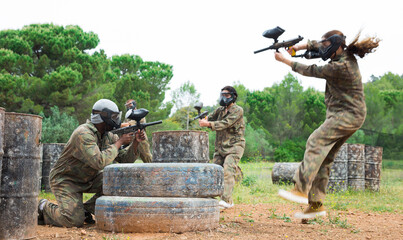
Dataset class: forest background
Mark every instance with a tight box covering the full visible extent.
[1,24,402,161]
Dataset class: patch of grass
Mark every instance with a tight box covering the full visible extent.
[306,214,351,229]
[235,161,403,214]
[382,159,403,170]
[39,191,95,202]
[307,217,325,225]
[268,208,292,223]
[327,214,351,229]
[329,201,349,211]
[241,176,257,187]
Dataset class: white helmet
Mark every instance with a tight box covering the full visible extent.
[91,99,121,129]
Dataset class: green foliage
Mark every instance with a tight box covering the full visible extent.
[241,176,257,187]
[0,23,173,124]
[40,106,79,143]
[170,81,200,129]
[356,73,403,158]
[274,138,306,162]
[243,124,273,162]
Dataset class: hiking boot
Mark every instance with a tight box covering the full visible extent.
[218,200,234,209]
[294,202,326,219]
[38,199,48,225]
[278,187,308,204]
[84,211,95,224]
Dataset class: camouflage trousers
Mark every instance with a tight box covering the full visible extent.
[294,111,364,203]
[42,172,103,227]
[213,146,245,204]
[137,140,152,163]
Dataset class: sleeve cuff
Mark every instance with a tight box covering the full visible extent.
[210,122,216,131]
[292,62,298,71]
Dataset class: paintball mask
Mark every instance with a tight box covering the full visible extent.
[92,99,122,129]
[219,91,236,106]
[318,34,345,60]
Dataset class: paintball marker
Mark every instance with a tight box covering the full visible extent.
[193,102,209,121]
[254,26,303,54]
[110,108,162,135]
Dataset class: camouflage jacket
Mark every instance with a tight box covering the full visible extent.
[208,103,245,155]
[292,40,366,120]
[49,120,138,185]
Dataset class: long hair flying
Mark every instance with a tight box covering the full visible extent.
[323,30,381,58]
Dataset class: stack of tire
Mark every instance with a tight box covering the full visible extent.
[95,130,224,233]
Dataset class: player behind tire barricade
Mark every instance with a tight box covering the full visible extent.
[37,99,145,227]
[198,86,245,209]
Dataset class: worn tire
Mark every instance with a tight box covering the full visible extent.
[95,196,219,233]
[103,163,224,197]
[271,162,300,184]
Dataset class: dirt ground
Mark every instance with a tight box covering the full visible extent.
[34,203,402,240]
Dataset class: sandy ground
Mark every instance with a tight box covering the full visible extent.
[34,203,402,240]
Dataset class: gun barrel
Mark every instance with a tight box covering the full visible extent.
[254,46,274,54]
[254,35,303,54]
[143,120,163,128]
[193,111,209,120]
[110,120,162,135]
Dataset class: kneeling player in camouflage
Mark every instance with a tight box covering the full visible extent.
[38,99,145,227]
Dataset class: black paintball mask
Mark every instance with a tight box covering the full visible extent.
[125,100,137,111]
[92,108,122,130]
[318,34,345,60]
[219,91,236,106]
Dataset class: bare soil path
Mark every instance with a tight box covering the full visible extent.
[35,203,402,240]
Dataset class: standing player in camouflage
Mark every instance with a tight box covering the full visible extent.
[199,86,245,209]
[38,99,145,227]
[122,99,153,163]
[275,30,380,219]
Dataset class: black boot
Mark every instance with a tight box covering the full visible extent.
[38,199,48,225]
[84,211,95,224]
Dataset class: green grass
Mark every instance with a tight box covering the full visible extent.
[39,191,94,202]
[382,159,403,169]
[234,160,403,214]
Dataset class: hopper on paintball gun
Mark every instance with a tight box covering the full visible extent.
[110,108,162,135]
[193,102,209,121]
[254,26,303,54]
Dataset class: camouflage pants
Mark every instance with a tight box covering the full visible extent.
[213,147,244,204]
[137,140,152,163]
[294,111,364,203]
[42,172,103,227]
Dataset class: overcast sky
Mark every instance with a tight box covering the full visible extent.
[1,0,402,106]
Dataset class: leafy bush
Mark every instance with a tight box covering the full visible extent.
[241,176,257,187]
[40,106,79,143]
[274,138,306,162]
[242,125,273,162]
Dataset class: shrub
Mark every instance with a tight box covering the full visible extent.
[40,106,79,143]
